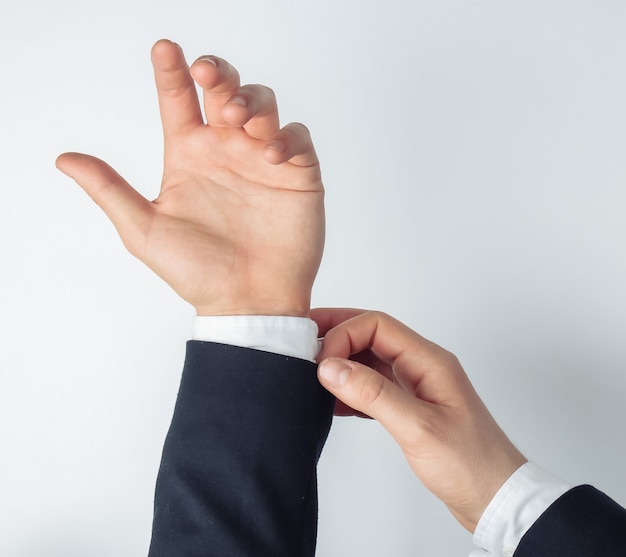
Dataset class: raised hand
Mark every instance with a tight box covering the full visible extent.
[312,308,527,532]
[57,39,324,317]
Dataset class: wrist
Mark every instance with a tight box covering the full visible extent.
[194,295,311,318]
[460,450,528,533]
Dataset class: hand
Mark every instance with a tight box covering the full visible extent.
[57,39,324,317]
[313,308,527,532]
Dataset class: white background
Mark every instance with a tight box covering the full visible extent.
[1,1,626,555]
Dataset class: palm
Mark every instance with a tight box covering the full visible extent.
[57,41,324,316]
[148,126,323,314]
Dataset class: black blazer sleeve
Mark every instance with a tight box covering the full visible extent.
[148,341,335,557]
[514,485,626,557]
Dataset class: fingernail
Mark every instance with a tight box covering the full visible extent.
[319,359,351,388]
[195,55,218,66]
[266,139,285,153]
[228,95,248,107]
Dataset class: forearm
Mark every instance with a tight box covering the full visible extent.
[148,340,334,557]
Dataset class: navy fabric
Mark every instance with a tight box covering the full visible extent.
[148,341,334,557]
[147,341,626,556]
[515,485,626,557]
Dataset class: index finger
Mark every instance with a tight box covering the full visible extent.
[317,311,447,370]
[310,307,368,337]
[151,39,203,136]
[317,311,466,399]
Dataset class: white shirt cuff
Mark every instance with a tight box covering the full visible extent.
[192,315,320,363]
[470,462,571,557]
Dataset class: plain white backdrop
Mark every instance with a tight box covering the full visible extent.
[2,1,626,555]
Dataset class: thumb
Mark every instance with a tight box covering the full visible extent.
[56,152,153,252]
[318,358,421,443]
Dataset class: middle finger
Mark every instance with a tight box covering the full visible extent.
[190,55,241,127]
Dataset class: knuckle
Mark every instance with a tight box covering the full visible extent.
[365,310,389,321]
[359,372,386,407]
[440,349,461,367]
[286,122,311,136]
[245,83,275,99]
[295,121,310,133]
[441,351,466,378]
[259,84,276,99]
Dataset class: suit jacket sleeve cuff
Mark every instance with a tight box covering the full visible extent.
[513,484,626,557]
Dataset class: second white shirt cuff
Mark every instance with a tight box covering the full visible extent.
[471,462,571,557]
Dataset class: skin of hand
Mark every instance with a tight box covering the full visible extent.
[312,308,528,533]
[56,39,324,317]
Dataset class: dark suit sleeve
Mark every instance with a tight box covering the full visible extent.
[514,485,626,557]
[148,341,335,557]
